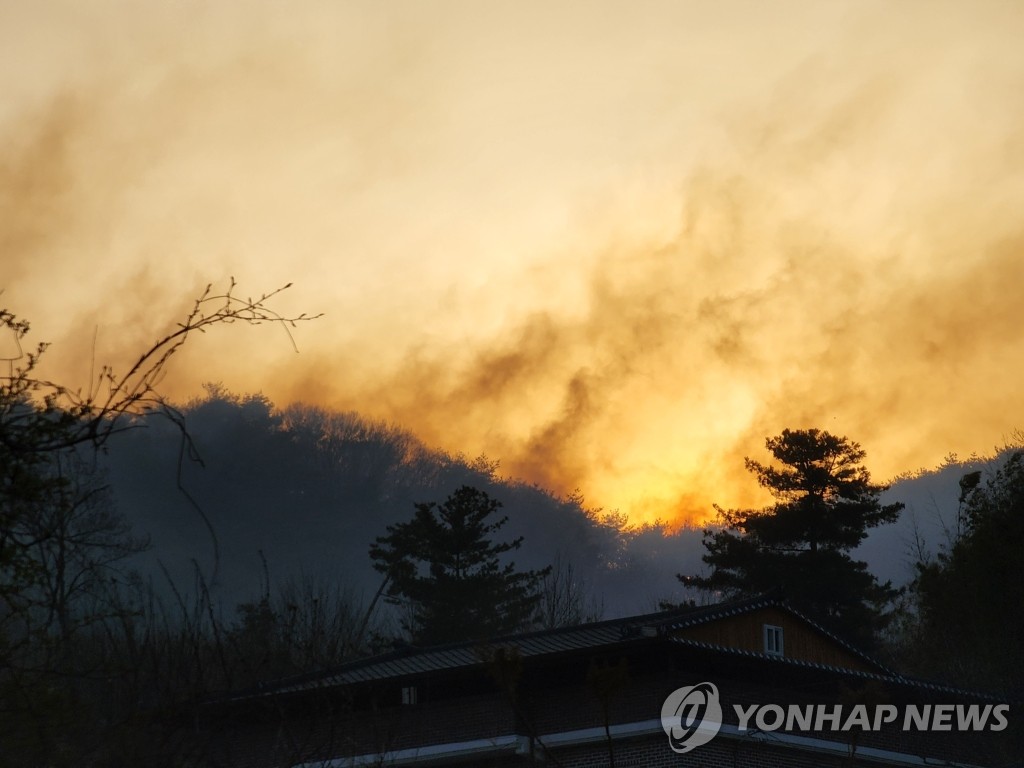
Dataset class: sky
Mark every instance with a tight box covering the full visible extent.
[2,1,1023,525]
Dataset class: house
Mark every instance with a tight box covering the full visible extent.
[194,596,1017,767]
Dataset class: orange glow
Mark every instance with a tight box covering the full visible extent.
[3,1,1024,525]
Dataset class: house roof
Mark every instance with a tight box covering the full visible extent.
[232,594,890,701]
[666,636,1010,702]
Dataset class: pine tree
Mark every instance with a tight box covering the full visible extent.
[370,486,548,645]
[686,429,903,647]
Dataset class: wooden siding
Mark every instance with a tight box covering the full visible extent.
[671,606,874,672]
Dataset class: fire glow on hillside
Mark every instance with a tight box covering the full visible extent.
[3,1,1023,523]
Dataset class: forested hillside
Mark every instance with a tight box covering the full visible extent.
[106,386,702,619]
[103,386,1000,622]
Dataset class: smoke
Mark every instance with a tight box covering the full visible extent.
[2,0,1023,523]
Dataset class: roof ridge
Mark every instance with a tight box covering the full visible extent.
[272,595,784,680]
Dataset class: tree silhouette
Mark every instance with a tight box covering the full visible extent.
[685,429,903,647]
[370,486,548,645]
[910,449,1024,697]
[0,280,317,765]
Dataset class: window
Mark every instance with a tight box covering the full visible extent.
[763,624,784,656]
[401,686,418,705]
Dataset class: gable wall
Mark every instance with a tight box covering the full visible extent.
[671,606,874,671]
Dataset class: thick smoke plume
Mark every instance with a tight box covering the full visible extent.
[3,0,1023,523]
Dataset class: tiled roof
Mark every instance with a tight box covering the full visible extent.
[667,636,1007,702]
[252,616,664,698]
[232,594,884,701]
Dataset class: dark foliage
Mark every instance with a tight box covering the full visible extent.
[0,283,323,767]
[910,450,1024,697]
[684,429,903,648]
[370,486,550,645]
